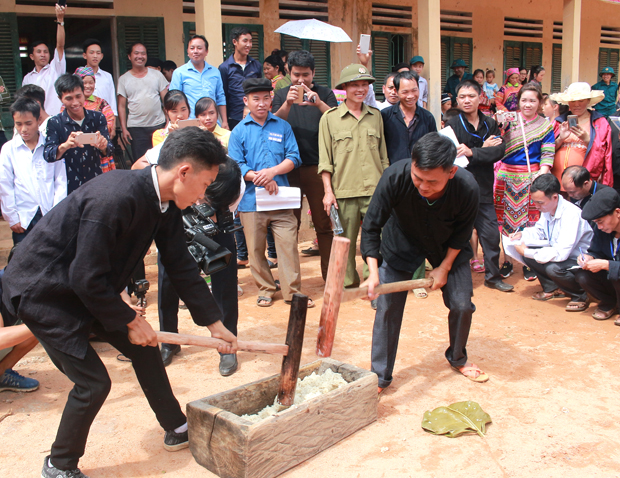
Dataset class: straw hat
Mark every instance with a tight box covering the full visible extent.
[549,82,605,106]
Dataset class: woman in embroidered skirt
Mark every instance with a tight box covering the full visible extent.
[495,67,522,112]
[495,84,556,279]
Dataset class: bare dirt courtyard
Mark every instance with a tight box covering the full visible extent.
[2,242,620,477]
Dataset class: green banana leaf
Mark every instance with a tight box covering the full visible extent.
[421,401,491,438]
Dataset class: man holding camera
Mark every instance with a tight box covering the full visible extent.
[272,50,338,281]
[3,127,238,478]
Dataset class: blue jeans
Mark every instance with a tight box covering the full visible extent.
[234,216,276,261]
[12,208,43,245]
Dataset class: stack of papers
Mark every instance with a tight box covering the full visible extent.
[439,126,469,168]
[255,186,301,211]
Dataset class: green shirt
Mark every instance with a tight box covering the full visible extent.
[592,80,619,117]
[318,101,389,199]
[274,74,292,91]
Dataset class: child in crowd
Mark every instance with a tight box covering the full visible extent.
[13,85,50,136]
[473,69,492,116]
[195,97,231,148]
[0,98,66,245]
[152,90,191,147]
[483,70,499,106]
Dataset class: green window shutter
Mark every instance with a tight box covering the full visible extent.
[372,32,390,100]
[441,37,449,90]
[611,49,620,73]
[280,37,331,89]
[504,41,522,71]
[117,17,166,75]
[0,13,22,132]
[223,24,264,63]
[441,36,472,89]
[597,47,619,74]
[551,44,562,93]
[183,22,196,63]
[523,42,542,70]
[452,38,472,71]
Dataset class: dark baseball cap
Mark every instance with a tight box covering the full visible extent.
[243,78,273,95]
[582,188,620,221]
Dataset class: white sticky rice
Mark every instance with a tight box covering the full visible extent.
[241,369,348,423]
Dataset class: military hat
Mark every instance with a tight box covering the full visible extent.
[243,78,273,95]
[450,59,468,69]
[600,66,616,77]
[410,55,425,65]
[582,188,620,221]
[335,64,375,89]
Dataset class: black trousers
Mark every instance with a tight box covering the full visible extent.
[127,122,165,161]
[475,202,501,283]
[522,256,587,301]
[159,232,238,338]
[36,321,186,471]
[575,269,620,311]
[228,118,241,130]
[371,259,475,388]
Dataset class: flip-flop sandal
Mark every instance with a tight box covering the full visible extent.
[592,307,618,320]
[275,279,281,291]
[532,290,567,301]
[453,363,489,383]
[566,300,590,312]
[284,298,315,308]
[413,288,428,299]
[257,296,273,307]
[469,259,485,273]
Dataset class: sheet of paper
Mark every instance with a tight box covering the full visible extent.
[255,186,301,212]
[568,265,582,270]
[502,235,525,264]
[439,126,468,168]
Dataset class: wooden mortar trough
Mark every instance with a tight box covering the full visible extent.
[187,358,378,478]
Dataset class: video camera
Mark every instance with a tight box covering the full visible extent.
[183,203,242,276]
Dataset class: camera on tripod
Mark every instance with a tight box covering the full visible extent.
[183,203,242,276]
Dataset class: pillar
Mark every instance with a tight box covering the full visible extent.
[562,0,581,89]
[195,0,224,66]
[418,0,442,126]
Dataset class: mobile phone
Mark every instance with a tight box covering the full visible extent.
[610,116,620,131]
[57,0,66,6]
[359,34,371,55]
[505,112,516,122]
[77,133,98,145]
[293,85,304,104]
[568,115,578,128]
[178,119,201,129]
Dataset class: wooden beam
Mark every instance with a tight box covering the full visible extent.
[195,0,224,66]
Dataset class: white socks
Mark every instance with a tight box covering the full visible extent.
[174,422,188,433]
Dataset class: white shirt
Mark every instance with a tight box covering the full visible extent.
[417,76,428,108]
[22,48,66,116]
[522,196,593,264]
[150,164,169,213]
[377,100,395,111]
[93,68,118,116]
[0,132,67,228]
[364,84,378,109]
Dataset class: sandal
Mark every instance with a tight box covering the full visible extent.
[413,288,428,299]
[532,290,567,301]
[566,299,590,312]
[257,296,273,307]
[452,363,489,383]
[470,259,485,273]
[592,307,617,320]
[284,298,315,308]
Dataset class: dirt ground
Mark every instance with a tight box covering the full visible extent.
[2,241,620,478]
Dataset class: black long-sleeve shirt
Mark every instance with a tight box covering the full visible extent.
[586,225,620,281]
[2,166,222,358]
[446,111,505,203]
[381,103,437,164]
[361,160,479,273]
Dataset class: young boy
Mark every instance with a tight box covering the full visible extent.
[593,66,619,117]
[13,84,51,136]
[0,98,66,245]
[409,56,428,109]
[483,70,499,106]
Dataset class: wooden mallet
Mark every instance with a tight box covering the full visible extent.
[156,292,308,409]
[316,237,433,358]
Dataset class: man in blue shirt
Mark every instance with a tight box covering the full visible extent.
[169,35,228,126]
[219,27,262,129]
[228,78,312,308]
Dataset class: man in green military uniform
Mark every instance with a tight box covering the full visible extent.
[444,59,473,106]
[318,64,389,299]
[593,66,619,117]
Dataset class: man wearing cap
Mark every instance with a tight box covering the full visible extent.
[318,64,389,293]
[409,56,428,109]
[444,59,473,106]
[228,78,309,308]
[561,165,609,213]
[592,67,618,118]
[511,174,593,312]
[575,188,620,322]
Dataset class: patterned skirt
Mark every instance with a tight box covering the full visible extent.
[494,163,540,235]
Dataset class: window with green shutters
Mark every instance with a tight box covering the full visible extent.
[503,41,542,81]
[224,24,264,63]
[280,36,331,88]
[440,36,472,89]
[551,44,562,93]
[117,17,166,75]
[0,13,22,132]
[371,32,407,101]
[598,47,620,75]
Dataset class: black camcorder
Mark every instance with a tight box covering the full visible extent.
[182,204,242,276]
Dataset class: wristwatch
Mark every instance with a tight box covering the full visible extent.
[56,21,64,26]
